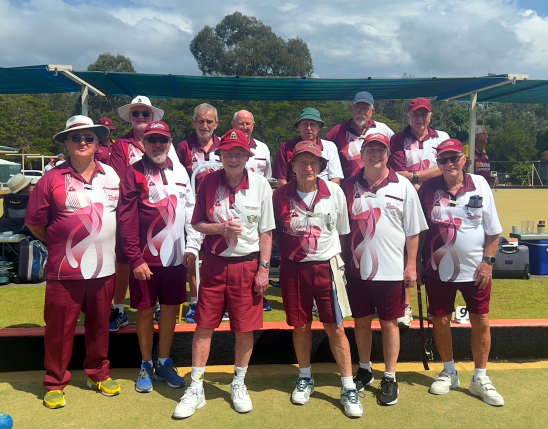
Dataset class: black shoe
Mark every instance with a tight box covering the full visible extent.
[353,368,374,392]
[378,376,399,406]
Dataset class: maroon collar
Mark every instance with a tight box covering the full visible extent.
[142,155,173,170]
[188,133,220,153]
[436,172,476,197]
[62,159,105,183]
[403,126,439,142]
[285,177,331,210]
[357,167,399,192]
[249,137,257,149]
[220,169,250,191]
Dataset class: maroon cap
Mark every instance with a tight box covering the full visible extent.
[408,97,432,113]
[144,121,171,138]
[216,129,253,157]
[98,117,116,130]
[361,133,390,150]
[290,140,328,171]
[436,138,464,156]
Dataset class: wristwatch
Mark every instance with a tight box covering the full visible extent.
[259,261,270,269]
[482,256,496,265]
[412,172,419,185]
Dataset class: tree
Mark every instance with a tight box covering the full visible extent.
[190,12,313,77]
[87,54,136,73]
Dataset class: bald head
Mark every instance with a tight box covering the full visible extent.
[232,110,255,140]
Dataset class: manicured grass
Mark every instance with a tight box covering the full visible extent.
[0,278,546,329]
[0,363,547,428]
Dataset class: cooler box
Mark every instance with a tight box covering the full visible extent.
[493,244,530,279]
[521,240,548,275]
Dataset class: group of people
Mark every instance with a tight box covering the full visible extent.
[24,91,504,418]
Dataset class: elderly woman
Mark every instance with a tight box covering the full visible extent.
[418,138,504,407]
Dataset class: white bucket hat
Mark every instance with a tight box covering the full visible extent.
[7,174,31,194]
[53,115,109,143]
[117,95,164,123]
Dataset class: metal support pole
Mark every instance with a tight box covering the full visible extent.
[81,86,89,116]
[468,92,478,173]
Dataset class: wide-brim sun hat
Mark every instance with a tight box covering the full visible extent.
[53,115,109,143]
[7,174,31,194]
[294,107,324,127]
[118,95,164,123]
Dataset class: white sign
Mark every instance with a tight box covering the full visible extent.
[454,306,470,324]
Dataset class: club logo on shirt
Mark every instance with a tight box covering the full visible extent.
[247,215,257,223]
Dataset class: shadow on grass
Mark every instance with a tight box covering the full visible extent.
[5,323,41,328]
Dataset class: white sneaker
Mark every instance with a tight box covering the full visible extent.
[340,388,363,418]
[429,370,460,395]
[231,383,253,413]
[397,305,413,328]
[469,375,504,406]
[173,386,206,419]
[291,377,314,405]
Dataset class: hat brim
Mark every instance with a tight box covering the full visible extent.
[9,176,31,194]
[290,151,328,172]
[144,129,171,138]
[294,118,324,128]
[118,103,164,123]
[408,105,432,113]
[53,124,110,143]
[215,144,253,158]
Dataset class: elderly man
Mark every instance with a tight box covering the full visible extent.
[325,91,394,179]
[232,109,272,178]
[109,95,179,331]
[25,115,121,409]
[342,133,427,406]
[119,121,201,392]
[176,103,222,323]
[419,138,504,407]
[173,129,274,419]
[388,97,450,328]
[273,107,343,186]
[95,117,117,165]
[472,126,494,186]
[273,140,362,418]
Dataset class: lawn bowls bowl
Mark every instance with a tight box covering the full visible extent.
[0,414,13,429]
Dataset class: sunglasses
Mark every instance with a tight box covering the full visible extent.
[70,135,96,143]
[437,155,462,165]
[145,136,169,144]
[131,110,151,118]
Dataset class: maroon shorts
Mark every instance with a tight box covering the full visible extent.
[129,265,187,310]
[280,258,337,326]
[425,278,491,316]
[346,278,405,321]
[196,252,262,332]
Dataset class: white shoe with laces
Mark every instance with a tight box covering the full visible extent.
[231,382,253,413]
[291,377,314,405]
[469,375,504,406]
[429,370,460,395]
[340,388,363,418]
[173,386,206,419]
[397,305,413,328]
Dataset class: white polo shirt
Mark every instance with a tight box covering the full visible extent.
[419,173,502,282]
[246,138,272,178]
[320,138,344,181]
[273,178,350,262]
[191,169,275,257]
[343,169,428,281]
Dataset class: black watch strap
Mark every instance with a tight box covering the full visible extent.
[482,256,496,265]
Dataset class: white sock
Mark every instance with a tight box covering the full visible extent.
[233,366,248,385]
[190,366,205,388]
[384,371,396,381]
[158,357,168,365]
[341,376,356,391]
[299,366,312,379]
[190,296,198,305]
[474,368,487,381]
[359,361,372,372]
[142,360,153,367]
[114,304,125,313]
[443,360,457,374]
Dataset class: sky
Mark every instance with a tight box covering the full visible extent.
[2,0,548,79]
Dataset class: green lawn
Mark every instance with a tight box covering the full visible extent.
[0,364,546,429]
[0,278,546,329]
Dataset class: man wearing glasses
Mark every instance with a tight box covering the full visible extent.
[26,115,121,408]
[418,138,504,407]
[118,121,201,393]
[388,98,451,328]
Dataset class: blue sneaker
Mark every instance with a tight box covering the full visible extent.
[186,303,197,323]
[222,312,230,321]
[263,297,272,312]
[136,362,154,393]
[109,308,128,332]
[155,358,185,389]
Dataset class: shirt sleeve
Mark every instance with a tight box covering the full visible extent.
[334,185,351,235]
[272,142,289,180]
[264,145,272,179]
[388,134,407,171]
[324,124,339,143]
[402,177,429,236]
[258,178,276,233]
[324,140,344,180]
[176,141,193,178]
[191,177,209,226]
[25,174,51,227]
[109,140,128,178]
[478,175,503,235]
[182,175,203,255]
[118,168,146,270]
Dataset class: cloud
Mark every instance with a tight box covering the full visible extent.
[0,0,547,79]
